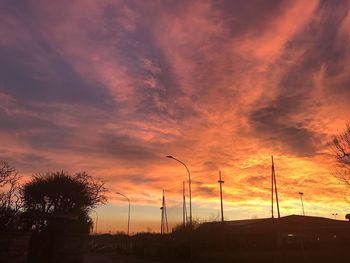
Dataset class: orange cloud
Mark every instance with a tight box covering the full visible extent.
[1,0,350,233]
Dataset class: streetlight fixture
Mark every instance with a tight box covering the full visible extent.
[166,155,192,225]
[299,192,305,216]
[116,192,131,236]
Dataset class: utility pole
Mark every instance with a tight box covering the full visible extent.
[271,156,280,219]
[160,198,163,234]
[299,192,305,216]
[183,181,187,226]
[271,158,274,218]
[218,171,224,223]
[160,190,169,234]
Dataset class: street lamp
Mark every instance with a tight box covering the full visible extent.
[116,192,131,236]
[92,210,98,234]
[166,155,192,225]
[298,192,305,216]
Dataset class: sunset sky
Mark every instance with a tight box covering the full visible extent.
[1,0,350,233]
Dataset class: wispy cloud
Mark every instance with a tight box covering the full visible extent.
[1,0,350,231]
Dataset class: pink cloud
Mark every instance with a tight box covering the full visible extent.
[1,0,350,232]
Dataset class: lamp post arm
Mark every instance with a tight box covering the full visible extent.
[171,157,191,180]
[117,192,130,203]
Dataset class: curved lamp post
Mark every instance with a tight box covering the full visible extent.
[166,155,192,225]
[116,192,131,236]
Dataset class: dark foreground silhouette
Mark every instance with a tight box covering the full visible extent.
[1,214,350,262]
[87,215,350,263]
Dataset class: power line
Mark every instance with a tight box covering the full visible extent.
[163,171,217,192]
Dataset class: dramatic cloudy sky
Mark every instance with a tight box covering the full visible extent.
[1,0,350,232]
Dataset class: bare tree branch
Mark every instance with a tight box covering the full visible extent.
[331,122,350,190]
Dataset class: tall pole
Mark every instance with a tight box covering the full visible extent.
[218,171,224,223]
[127,199,130,235]
[160,190,169,234]
[116,192,131,236]
[160,192,164,234]
[160,194,163,234]
[299,192,305,216]
[164,191,168,233]
[166,156,192,225]
[271,158,274,219]
[272,156,280,218]
[92,210,98,234]
[183,181,187,226]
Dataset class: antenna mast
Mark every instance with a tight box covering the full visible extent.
[218,171,224,223]
[183,181,187,226]
[271,156,280,218]
[160,190,169,234]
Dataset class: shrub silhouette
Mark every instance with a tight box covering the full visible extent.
[22,171,107,262]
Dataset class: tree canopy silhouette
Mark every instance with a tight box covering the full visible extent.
[22,171,106,232]
[0,161,22,230]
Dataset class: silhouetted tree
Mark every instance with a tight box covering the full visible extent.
[22,171,107,233]
[0,161,22,230]
[331,123,350,186]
